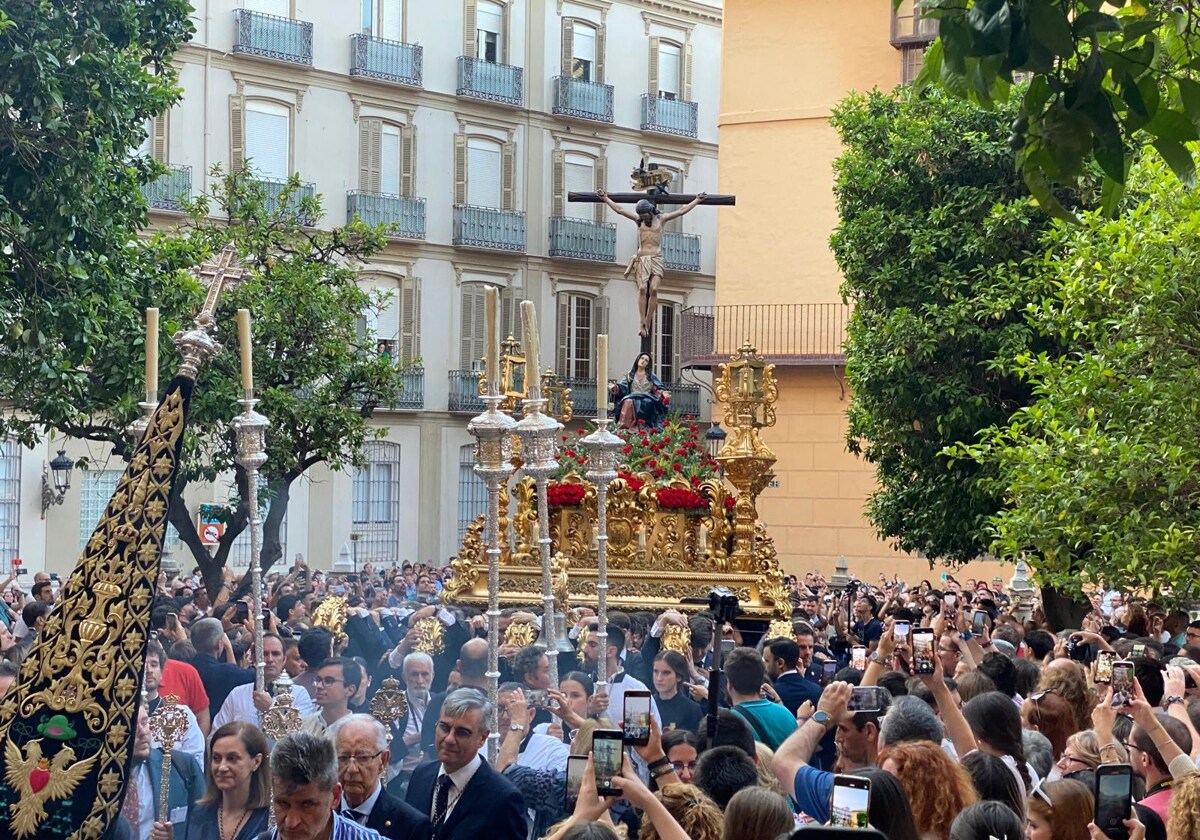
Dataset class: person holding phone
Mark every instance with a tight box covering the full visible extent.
[762,637,822,716]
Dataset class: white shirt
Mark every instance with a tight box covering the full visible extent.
[132,760,156,840]
[341,781,384,823]
[301,709,349,737]
[436,754,482,823]
[211,681,315,744]
[602,671,662,729]
[149,699,205,768]
[515,732,570,772]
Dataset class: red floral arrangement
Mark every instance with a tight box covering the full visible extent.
[617,471,646,492]
[546,483,587,507]
[656,487,710,510]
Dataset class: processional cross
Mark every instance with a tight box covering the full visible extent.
[569,162,734,353]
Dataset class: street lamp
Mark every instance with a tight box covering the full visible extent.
[40,449,75,518]
[705,421,727,460]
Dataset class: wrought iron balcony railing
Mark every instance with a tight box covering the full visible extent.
[390,366,424,410]
[350,33,423,87]
[142,164,191,211]
[667,382,701,418]
[548,217,616,262]
[680,303,850,368]
[457,56,524,106]
[248,177,316,224]
[641,94,699,138]
[453,205,526,252]
[232,9,313,66]
[662,231,701,272]
[448,370,485,414]
[347,191,426,240]
[551,76,614,123]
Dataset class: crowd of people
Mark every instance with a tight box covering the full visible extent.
[11,556,1200,840]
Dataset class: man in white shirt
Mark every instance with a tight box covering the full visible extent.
[301,657,361,737]
[212,631,314,741]
[144,641,205,766]
[496,684,569,771]
[581,624,661,728]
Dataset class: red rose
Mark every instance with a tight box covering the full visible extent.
[622,445,632,454]
[577,428,586,435]
[565,449,576,458]
[672,462,682,472]
[648,459,658,468]
[654,468,665,478]
[691,476,701,486]
[641,439,650,446]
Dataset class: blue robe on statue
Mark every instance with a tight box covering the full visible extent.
[612,370,669,429]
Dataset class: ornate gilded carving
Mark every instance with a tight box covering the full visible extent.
[311,596,348,643]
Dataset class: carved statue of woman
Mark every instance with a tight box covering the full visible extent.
[610,352,670,430]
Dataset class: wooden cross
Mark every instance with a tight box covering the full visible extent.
[567,191,735,206]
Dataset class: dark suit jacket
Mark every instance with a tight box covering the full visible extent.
[773,671,822,716]
[405,759,527,840]
[367,787,433,840]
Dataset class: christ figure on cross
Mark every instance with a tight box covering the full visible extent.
[597,190,707,338]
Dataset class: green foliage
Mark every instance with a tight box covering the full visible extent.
[907,0,1200,218]
[960,156,1200,606]
[831,88,1064,564]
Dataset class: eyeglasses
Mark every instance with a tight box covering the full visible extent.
[436,721,478,740]
[670,760,698,773]
[315,676,345,687]
[1029,689,1056,715]
[1057,752,1090,768]
[337,751,383,765]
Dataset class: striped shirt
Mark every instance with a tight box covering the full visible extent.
[265,811,383,840]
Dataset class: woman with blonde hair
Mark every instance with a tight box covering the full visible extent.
[722,787,793,840]
[1025,778,1093,840]
[637,783,723,840]
[1057,730,1124,790]
[1166,771,1200,840]
[751,742,787,799]
[879,741,977,840]
[1038,663,1095,733]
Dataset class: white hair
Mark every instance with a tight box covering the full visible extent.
[328,713,388,752]
[402,651,434,673]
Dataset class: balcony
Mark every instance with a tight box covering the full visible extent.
[548,217,616,263]
[667,382,701,418]
[347,192,426,240]
[249,177,316,224]
[890,2,938,47]
[457,56,523,106]
[232,9,313,66]
[142,165,191,211]
[453,206,526,252]
[350,33,422,87]
[641,94,698,138]
[662,232,701,272]
[551,76,614,123]
[391,366,425,410]
[448,370,485,414]
[680,303,850,369]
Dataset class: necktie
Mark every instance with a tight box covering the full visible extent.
[120,763,142,831]
[343,808,367,824]
[432,774,454,826]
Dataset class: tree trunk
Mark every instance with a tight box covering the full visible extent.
[168,480,222,588]
[260,478,290,575]
[1040,583,1090,632]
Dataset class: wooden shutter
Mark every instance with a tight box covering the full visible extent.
[152,113,169,163]
[684,42,694,101]
[561,17,574,76]
[556,294,570,376]
[401,276,421,361]
[596,23,606,83]
[648,37,660,96]
[400,123,416,197]
[453,133,467,206]
[229,95,245,173]
[551,149,565,217]
[359,118,382,193]
[501,141,516,211]
[593,156,607,223]
[463,0,478,59]
[461,284,485,369]
[500,284,522,344]
[378,279,401,345]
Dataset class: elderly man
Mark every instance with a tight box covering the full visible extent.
[189,616,254,716]
[332,714,431,840]
[386,652,435,791]
[405,689,526,840]
[268,732,381,840]
[213,632,315,740]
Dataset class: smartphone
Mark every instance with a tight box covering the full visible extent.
[623,690,652,746]
[1111,660,1134,706]
[829,773,872,828]
[526,690,548,709]
[850,646,867,671]
[720,639,736,657]
[847,686,886,713]
[1095,651,1115,685]
[165,613,179,632]
[820,660,838,687]
[234,601,250,623]
[565,755,587,813]
[944,593,957,610]
[912,628,936,675]
[893,621,910,640]
[971,610,988,633]
[592,729,624,797]
[1131,642,1146,658]
[1094,764,1133,839]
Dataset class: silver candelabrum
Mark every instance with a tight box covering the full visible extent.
[232,391,269,694]
[581,417,625,691]
[513,386,563,689]
[468,391,517,762]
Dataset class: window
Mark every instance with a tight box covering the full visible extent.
[572,22,597,82]
[230,475,287,567]
[0,440,19,564]
[362,0,402,40]
[563,153,595,221]
[656,303,680,383]
[466,137,502,208]
[352,442,401,562]
[556,292,609,379]
[461,283,520,369]
[359,119,414,197]
[79,470,122,550]
[381,123,402,195]
[244,100,290,180]
[458,443,487,544]
[658,42,681,99]
[477,0,504,63]
[245,0,290,15]
[902,45,925,84]
[365,275,421,363]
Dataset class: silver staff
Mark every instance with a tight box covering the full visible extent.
[513,370,563,688]
[232,393,269,692]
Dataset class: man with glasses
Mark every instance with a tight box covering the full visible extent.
[331,714,431,840]
[301,657,362,737]
[1184,620,1200,650]
[404,689,527,840]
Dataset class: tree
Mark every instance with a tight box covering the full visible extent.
[908,0,1200,218]
[961,155,1200,608]
[832,88,1064,567]
[0,0,194,440]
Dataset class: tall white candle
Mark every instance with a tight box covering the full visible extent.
[530,521,540,547]
[236,308,253,392]
[699,523,709,552]
[145,308,159,396]
[521,301,540,386]
[596,334,608,415]
[484,286,499,394]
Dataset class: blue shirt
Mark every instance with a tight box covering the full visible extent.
[266,812,383,840]
[732,698,798,751]
[791,764,834,823]
[190,652,254,719]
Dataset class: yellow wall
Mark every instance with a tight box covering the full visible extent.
[716,1,1009,582]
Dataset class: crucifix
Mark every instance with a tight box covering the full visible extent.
[569,162,734,352]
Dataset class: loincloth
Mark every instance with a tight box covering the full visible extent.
[623,254,665,286]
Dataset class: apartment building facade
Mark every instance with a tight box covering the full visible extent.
[5,0,722,577]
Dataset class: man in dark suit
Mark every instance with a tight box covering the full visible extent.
[763,637,822,715]
[405,689,527,840]
[333,714,432,840]
[419,639,490,757]
[120,706,205,839]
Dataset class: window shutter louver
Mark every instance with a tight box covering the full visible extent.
[401,123,416,197]
[593,156,607,223]
[684,42,694,101]
[556,295,570,376]
[463,0,478,58]
[359,118,382,193]
[551,149,565,217]
[152,113,169,163]
[461,284,486,369]
[596,24,606,83]
[229,95,245,173]
[561,17,574,76]
[501,141,516,210]
[401,276,420,361]
[454,134,467,206]
[648,37,660,96]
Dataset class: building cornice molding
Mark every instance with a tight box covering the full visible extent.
[640,10,697,37]
[231,69,310,111]
[634,0,720,27]
[558,0,615,17]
